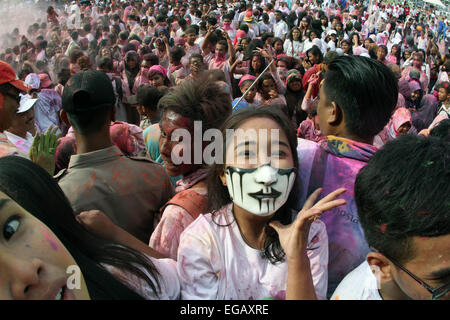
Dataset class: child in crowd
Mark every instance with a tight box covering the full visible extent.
[232,74,258,111]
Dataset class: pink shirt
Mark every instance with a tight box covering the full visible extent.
[149,168,209,260]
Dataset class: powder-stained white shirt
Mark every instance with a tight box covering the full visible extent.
[177,203,329,300]
[331,261,382,300]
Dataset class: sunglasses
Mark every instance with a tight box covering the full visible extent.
[371,247,450,300]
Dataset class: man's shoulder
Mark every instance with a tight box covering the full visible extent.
[54,168,68,182]
[331,261,382,300]
[297,137,320,153]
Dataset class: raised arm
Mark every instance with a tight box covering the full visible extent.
[201,26,216,56]
[76,210,168,259]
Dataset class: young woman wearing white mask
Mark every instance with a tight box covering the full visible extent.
[177,106,347,300]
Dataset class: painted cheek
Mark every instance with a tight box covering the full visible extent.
[39,227,59,251]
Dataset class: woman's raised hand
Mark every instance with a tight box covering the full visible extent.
[269,188,347,263]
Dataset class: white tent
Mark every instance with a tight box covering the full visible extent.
[423,0,445,7]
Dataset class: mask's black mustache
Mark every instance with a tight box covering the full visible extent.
[248,189,281,199]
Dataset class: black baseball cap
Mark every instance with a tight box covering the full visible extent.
[62,70,115,115]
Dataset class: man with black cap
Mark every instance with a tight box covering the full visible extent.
[56,69,174,243]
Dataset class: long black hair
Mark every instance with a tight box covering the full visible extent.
[0,156,161,300]
[207,106,300,264]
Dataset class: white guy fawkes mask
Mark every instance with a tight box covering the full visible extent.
[225,164,296,216]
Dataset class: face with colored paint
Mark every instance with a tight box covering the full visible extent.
[0,191,90,300]
[220,117,296,217]
[159,110,197,177]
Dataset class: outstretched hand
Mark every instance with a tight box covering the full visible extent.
[269,188,347,262]
[29,125,61,176]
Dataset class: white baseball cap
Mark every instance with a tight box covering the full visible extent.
[24,73,40,90]
[17,94,38,113]
[327,30,337,36]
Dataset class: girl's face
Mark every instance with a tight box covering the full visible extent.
[277,60,287,69]
[341,41,350,53]
[0,191,90,300]
[240,39,249,52]
[241,81,257,102]
[159,110,196,177]
[307,52,318,65]
[288,79,302,92]
[251,55,262,72]
[273,41,283,53]
[411,89,421,101]
[438,87,449,102]
[149,73,164,87]
[221,117,296,217]
[261,79,276,95]
[364,39,371,48]
[352,34,359,45]
[404,51,411,60]
[391,46,398,55]
[377,48,387,60]
[185,32,196,45]
[292,29,301,40]
[309,31,318,40]
[127,58,137,69]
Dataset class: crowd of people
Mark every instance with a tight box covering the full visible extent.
[0,0,449,301]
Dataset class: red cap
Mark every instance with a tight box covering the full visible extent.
[0,61,30,92]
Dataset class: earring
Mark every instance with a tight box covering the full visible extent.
[223,180,227,186]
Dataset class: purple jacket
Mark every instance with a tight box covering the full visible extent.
[295,136,378,297]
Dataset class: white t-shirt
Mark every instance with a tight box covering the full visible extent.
[274,20,289,39]
[331,261,382,300]
[177,203,329,300]
[4,131,34,155]
[283,39,303,57]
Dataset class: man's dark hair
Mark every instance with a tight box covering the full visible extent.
[170,46,185,62]
[143,53,159,66]
[261,32,274,43]
[83,23,92,33]
[207,16,217,26]
[239,23,249,33]
[157,78,232,133]
[178,18,187,27]
[355,134,450,263]
[323,55,398,140]
[136,84,167,112]
[185,26,197,35]
[98,57,114,72]
[323,50,339,65]
[71,31,79,41]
